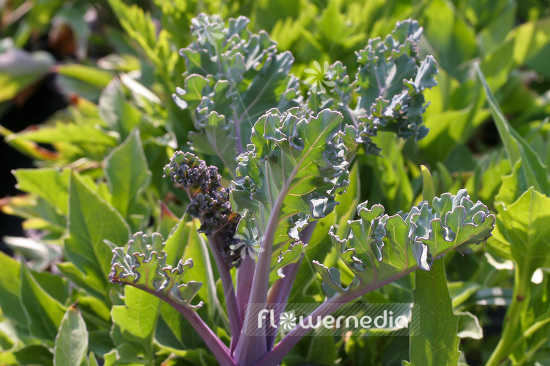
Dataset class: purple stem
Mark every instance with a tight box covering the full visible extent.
[209,235,243,350]
[237,255,256,320]
[265,257,302,350]
[264,220,318,349]
[255,266,418,366]
[234,175,291,364]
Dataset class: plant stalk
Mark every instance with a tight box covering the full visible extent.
[265,221,317,349]
[209,235,243,351]
[237,255,256,321]
[234,166,298,364]
[486,266,529,366]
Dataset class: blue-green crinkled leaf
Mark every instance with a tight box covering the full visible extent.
[232,108,349,254]
[174,15,438,171]
[317,189,495,295]
[354,20,436,142]
[110,232,203,310]
[175,14,301,169]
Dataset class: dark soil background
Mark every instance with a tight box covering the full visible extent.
[0,73,68,254]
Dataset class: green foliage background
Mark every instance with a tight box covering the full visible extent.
[0,0,549,365]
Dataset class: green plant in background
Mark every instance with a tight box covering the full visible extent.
[0,0,549,365]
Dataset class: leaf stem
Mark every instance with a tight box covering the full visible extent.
[265,257,302,350]
[506,315,550,356]
[234,166,298,364]
[515,336,548,366]
[208,235,243,350]
[198,232,230,329]
[236,255,256,321]
[264,221,317,350]
[486,266,529,366]
[124,284,235,366]
[256,266,418,366]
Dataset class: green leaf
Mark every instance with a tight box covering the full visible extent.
[475,65,550,196]
[420,0,477,81]
[155,202,180,238]
[366,132,414,212]
[9,122,117,147]
[20,264,66,342]
[14,168,70,215]
[105,129,152,225]
[495,187,550,281]
[181,220,223,322]
[88,353,99,366]
[64,173,130,292]
[0,47,53,102]
[0,125,59,161]
[456,311,483,340]
[448,281,481,309]
[98,79,142,140]
[0,345,54,366]
[0,252,26,325]
[354,20,436,141]
[111,286,160,358]
[178,15,301,163]
[54,305,89,366]
[409,260,461,365]
[421,165,435,202]
[187,111,239,176]
[232,108,349,252]
[318,190,495,294]
[56,64,112,89]
[110,232,203,310]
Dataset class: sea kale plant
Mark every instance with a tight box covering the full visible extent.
[109,15,496,366]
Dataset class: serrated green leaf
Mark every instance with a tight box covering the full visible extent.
[354,20,435,142]
[105,129,152,225]
[64,173,131,291]
[233,108,348,253]
[187,112,239,175]
[110,232,203,310]
[323,190,494,295]
[495,187,550,281]
[178,15,301,166]
[409,260,461,365]
[111,286,160,358]
[54,305,89,366]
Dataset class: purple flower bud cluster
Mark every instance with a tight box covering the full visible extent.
[164,151,243,267]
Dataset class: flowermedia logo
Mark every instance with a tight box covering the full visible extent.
[248,303,415,337]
